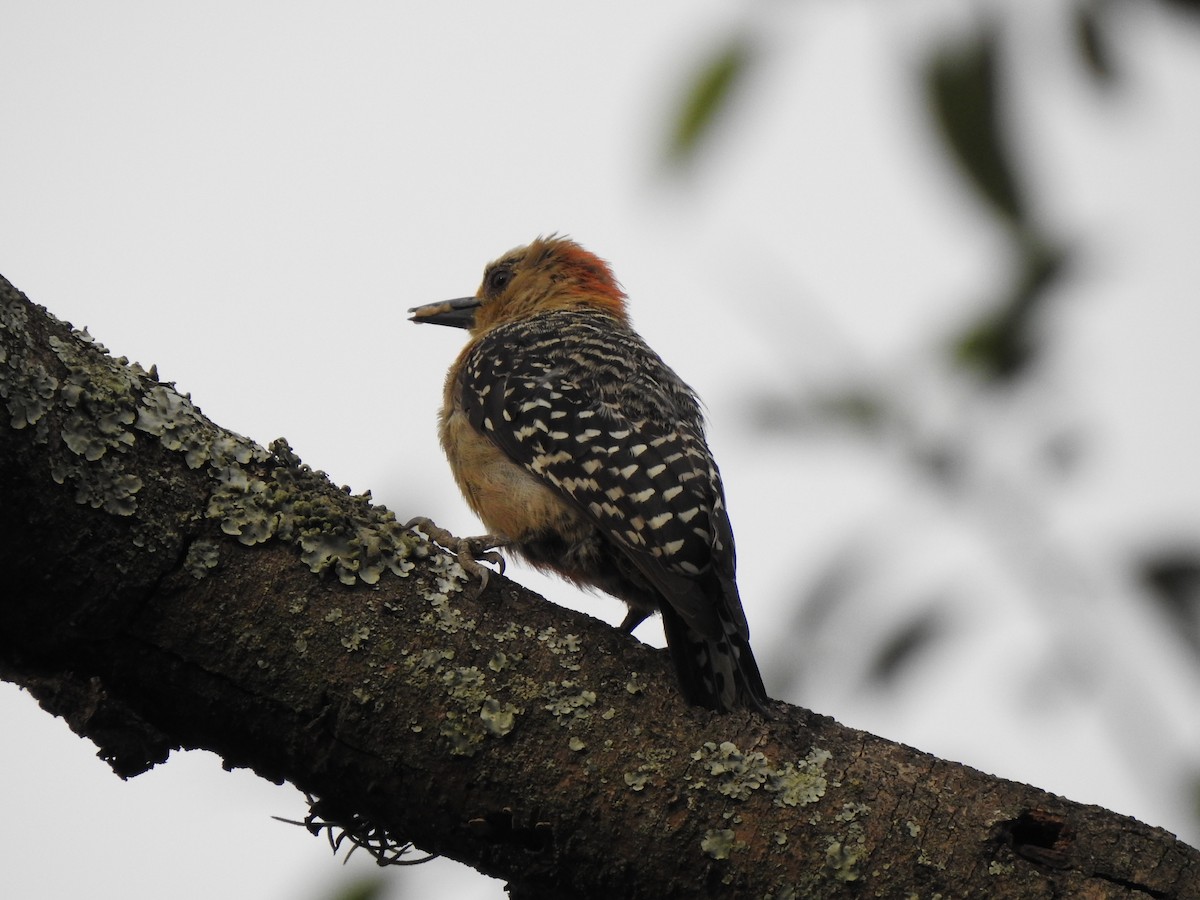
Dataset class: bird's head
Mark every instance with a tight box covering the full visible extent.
[410,235,628,334]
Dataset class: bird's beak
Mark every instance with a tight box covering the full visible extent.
[408,296,481,329]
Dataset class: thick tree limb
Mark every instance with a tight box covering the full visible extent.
[1,274,1197,898]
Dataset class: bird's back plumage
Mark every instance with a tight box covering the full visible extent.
[454,309,768,712]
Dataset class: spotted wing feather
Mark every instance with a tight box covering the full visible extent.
[458,311,741,640]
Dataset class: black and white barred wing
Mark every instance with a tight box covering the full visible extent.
[459,313,741,639]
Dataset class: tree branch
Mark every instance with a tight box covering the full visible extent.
[1,274,1196,898]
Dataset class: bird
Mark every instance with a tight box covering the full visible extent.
[408,236,769,714]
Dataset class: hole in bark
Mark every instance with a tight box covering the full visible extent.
[1004,808,1072,868]
[1010,809,1064,848]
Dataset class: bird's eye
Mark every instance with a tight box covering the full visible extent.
[486,266,512,295]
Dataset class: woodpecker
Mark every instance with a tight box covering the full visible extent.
[409,236,769,714]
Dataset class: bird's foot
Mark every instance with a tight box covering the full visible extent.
[404,517,508,595]
[618,607,652,635]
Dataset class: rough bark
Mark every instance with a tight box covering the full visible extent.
[1,273,1197,898]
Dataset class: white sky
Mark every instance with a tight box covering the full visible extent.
[3,2,1200,897]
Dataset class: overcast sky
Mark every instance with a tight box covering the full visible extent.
[3,3,1200,897]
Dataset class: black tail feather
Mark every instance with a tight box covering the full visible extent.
[660,604,771,714]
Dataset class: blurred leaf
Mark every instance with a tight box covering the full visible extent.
[1138,549,1200,655]
[815,388,888,430]
[665,36,754,166]
[1158,0,1200,14]
[1074,0,1119,88]
[794,550,866,638]
[953,236,1068,382]
[746,385,890,437]
[866,608,945,688]
[926,27,1025,226]
[328,875,389,900]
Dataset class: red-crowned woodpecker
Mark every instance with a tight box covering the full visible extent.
[409,236,769,714]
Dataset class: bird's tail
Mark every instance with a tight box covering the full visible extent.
[661,604,771,715]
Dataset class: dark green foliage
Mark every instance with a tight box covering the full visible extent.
[1073,0,1120,87]
[926,27,1025,227]
[1139,549,1200,656]
[953,238,1068,382]
[328,877,389,900]
[666,36,754,166]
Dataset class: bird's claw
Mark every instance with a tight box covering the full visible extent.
[404,517,507,594]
